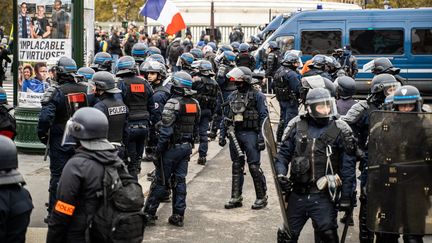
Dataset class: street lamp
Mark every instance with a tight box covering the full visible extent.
[112,4,118,28]
[383,0,390,9]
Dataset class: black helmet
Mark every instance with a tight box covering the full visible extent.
[77,67,95,81]
[268,41,279,50]
[239,43,250,53]
[178,53,195,67]
[308,54,328,69]
[147,46,161,55]
[62,107,114,151]
[190,48,204,59]
[131,43,148,63]
[305,87,337,120]
[93,71,121,94]
[146,54,166,65]
[363,57,400,75]
[326,56,341,71]
[0,87,7,104]
[191,60,214,77]
[300,75,336,103]
[334,76,356,98]
[141,60,167,79]
[171,71,196,96]
[281,53,300,67]
[222,51,237,66]
[226,66,253,84]
[93,52,112,71]
[230,42,240,52]
[393,85,423,112]
[56,56,77,74]
[116,56,137,76]
[370,73,400,96]
[0,135,18,170]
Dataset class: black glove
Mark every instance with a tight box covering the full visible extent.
[38,133,48,145]
[208,130,217,140]
[218,137,226,147]
[277,175,293,194]
[337,197,352,212]
[257,141,265,151]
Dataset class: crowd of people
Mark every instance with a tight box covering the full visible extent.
[0,25,430,243]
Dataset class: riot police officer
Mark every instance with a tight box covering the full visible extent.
[131,42,148,66]
[144,71,201,227]
[235,43,256,71]
[275,88,357,243]
[342,73,401,243]
[76,67,97,106]
[91,52,113,72]
[273,53,301,143]
[38,56,89,222]
[303,55,333,81]
[335,76,357,115]
[231,41,240,54]
[0,136,33,243]
[148,46,162,56]
[364,57,405,85]
[191,60,219,165]
[177,52,195,75]
[116,55,155,179]
[333,46,358,78]
[77,67,95,82]
[264,41,281,93]
[190,48,204,60]
[219,67,269,210]
[0,87,16,140]
[93,71,128,159]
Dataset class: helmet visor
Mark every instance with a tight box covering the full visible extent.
[362,60,375,72]
[307,98,337,118]
[383,82,401,97]
[226,68,245,82]
[61,120,79,146]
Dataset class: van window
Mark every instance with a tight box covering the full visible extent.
[412,28,432,55]
[276,36,294,54]
[301,31,342,55]
[350,29,404,55]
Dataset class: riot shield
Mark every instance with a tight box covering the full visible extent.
[261,117,290,235]
[367,111,432,235]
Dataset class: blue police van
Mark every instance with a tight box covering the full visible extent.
[258,8,432,99]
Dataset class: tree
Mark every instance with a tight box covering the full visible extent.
[0,1,14,36]
[365,0,432,8]
[95,0,144,22]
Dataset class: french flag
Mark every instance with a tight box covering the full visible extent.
[140,0,186,35]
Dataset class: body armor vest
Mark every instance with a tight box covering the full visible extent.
[123,76,150,121]
[273,68,295,101]
[101,96,127,143]
[195,76,218,110]
[229,90,259,131]
[153,84,170,95]
[54,82,88,128]
[217,65,237,92]
[173,97,199,144]
[236,53,254,70]
[291,119,341,184]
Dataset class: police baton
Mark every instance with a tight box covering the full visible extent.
[159,156,166,186]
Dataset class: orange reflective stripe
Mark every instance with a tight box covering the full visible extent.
[55,200,75,216]
[130,84,145,93]
[185,103,197,113]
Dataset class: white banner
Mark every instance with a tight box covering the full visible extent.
[18,92,44,107]
[18,38,72,62]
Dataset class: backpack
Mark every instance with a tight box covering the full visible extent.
[169,42,183,64]
[89,162,146,243]
[0,105,16,140]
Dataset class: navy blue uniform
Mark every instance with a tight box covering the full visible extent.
[275,115,357,242]
[38,80,88,215]
[303,69,334,82]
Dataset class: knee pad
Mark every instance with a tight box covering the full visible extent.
[249,164,264,178]
[319,229,339,243]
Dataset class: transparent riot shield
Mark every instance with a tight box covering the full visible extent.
[261,117,290,235]
[367,111,432,235]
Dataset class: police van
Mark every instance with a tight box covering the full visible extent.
[258,8,432,99]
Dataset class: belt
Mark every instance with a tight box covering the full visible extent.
[129,124,147,129]
[173,142,192,147]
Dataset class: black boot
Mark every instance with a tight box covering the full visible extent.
[145,214,158,226]
[359,193,375,243]
[277,226,295,243]
[225,168,243,209]
[249,164,268,210]
[197,157,206,165]
[147,169,156,181]
[168,214,184,227]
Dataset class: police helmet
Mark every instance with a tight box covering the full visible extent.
[305,87,337,120]
[62,107,114,150]
[207,42,217,52]
[300,75,336,103]
[93,71,121,94]
[0,135,18,170]
[56,56,77,75]
[370,73,400,96]
[230,42,240,52]
[191,60,214,77]
[131,43,148,64]
[146,54,166,65]
[179,53,195,67]
[141,60,167,79]
[202,45,214,55]
[226,66,253,84]
[93,52,112,71]
[268,41,279,50]
[308,54,328,69]
[0,87,7,104]
[363,57,400,75]
[239,43,250,53]
[249,35,260,45]
[190,48,204,59]
[334,76,356,98]
[222,51,237,66]
[281,53,300,67]
[171,71,196,96]
[77,67,95,81]
[393,85,423,112]
[116,56,137,76]
[219,44,234,53]
[147,46,161,55]
[326,56,341,71]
